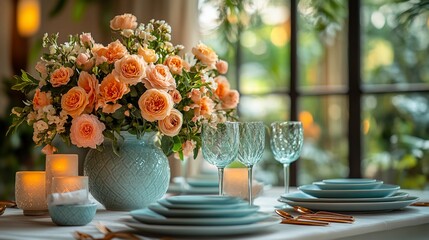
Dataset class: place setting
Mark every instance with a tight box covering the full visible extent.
[278,178,419,212]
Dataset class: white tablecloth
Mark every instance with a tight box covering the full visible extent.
[1,188,429,240]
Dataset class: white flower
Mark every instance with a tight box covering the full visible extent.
[121,29,134,38]
[49,45,56,54]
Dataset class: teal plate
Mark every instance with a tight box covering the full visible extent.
[313,180,383,190]
[122,217,280,237]
[158,198,249,210]
[322,178,376,184]
[165,195,241,205]
[148,203,259,218]
[186,178,219,188]
[167,184,218,194]
[278,196,418,212]
[298,184,400,198]
[131,208,270,226]
[281,191,409,203]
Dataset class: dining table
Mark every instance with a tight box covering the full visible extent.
[1,187,428,240]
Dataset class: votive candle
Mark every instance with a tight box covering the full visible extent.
[15,171,47,216]
[45,154,78,197]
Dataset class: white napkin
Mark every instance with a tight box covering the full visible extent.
[49,189,90,206]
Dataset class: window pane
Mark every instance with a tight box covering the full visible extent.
[362,94,429,189]
[240,0,290,94]
[298,0,348,89]
[298,96,349,185]
[362,0,429,85]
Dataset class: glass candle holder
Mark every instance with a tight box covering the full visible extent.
[50,176,89,206]
[45,154,78,197]
[15,171,48,216]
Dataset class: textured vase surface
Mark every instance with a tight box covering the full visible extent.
[84,132,170,210]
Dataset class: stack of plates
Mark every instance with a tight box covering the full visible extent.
[279,178,418,212]
[168,176,219,194]
[123,195,279,237]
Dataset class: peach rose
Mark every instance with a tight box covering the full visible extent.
[113,54,146,85]
[138,46,157,63]
[102,103,122,114]
[182,140,196,157]
[70,114,105,149]
[138,89,174,122]
[110,13,138,30]
[33,89,52,110]
[214,76,230,99]
[216,60,228,74]
[143,64,176,91]
[164,55,183,75]
[190,88,202,103]
[41,144,58,155]
[76,53,94,71]
[192,42,218,68]
[80,32,94,46]
[35,61,47,79]
[61,87,89,118]
[99,73,129,104]
[169,89,182,104]
[50,67,74,87]
[199,96,215,117]
[93,40,127,64]
[221,90,240,109]
[78,71,99,113]
[158,108,183,137]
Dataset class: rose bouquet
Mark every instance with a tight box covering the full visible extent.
[8,13,239,159]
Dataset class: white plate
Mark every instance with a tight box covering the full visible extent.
[123,217,280,236]
[281,191,409,203]
[322,178,377,184]
[167,184,218,194]
[313,180,383,190]
[298,184,400,198]
[131,208,270,226]
[278,196,418,212]
[158,198,249,209]
[148,203,259,218]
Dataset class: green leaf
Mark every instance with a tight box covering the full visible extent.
[172,136,182,152]
[161,137,174,156]
[49,0,67,18]
[11,70,39,94]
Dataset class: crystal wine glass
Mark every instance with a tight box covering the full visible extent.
[202,122,239,195]
[270,121,304,195]
[237,122,265,205]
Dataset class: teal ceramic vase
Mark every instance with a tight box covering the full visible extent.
[84,132,170,211]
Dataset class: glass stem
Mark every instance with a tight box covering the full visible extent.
[283,163,290,194]
[218,167,224,196]
[248,165,253,205]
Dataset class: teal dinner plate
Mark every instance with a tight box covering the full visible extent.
[281,191,409,203]
[122,217,280,237]
[278,196,418,212]
[322,178,377,184]
[165,195,241,205]
[158,198,249,210]
[298,184,400,198]
[148,203,259,218]
[313,180,383,190]
[186,178,219,188]
[167,184,218,194]
[130,208,270,226]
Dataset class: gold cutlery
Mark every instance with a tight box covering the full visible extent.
[410,202,429,207]
[0,205,6,216]
[74,222,139,240]
[298,214,354,223]
[293,206,354,220]
[275,209,329,226]
[0,200,17,208]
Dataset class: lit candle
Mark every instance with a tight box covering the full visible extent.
[15,171,47,216]
[224,168,263,200]
[45,154,78,197]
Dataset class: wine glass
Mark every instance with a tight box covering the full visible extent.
[270,121,304,195]
[237,122,265,205]
[202,122,239,196]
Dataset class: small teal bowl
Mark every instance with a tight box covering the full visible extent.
[48,203,97,226]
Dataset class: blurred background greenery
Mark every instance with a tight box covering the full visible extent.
[1,0,428,200]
